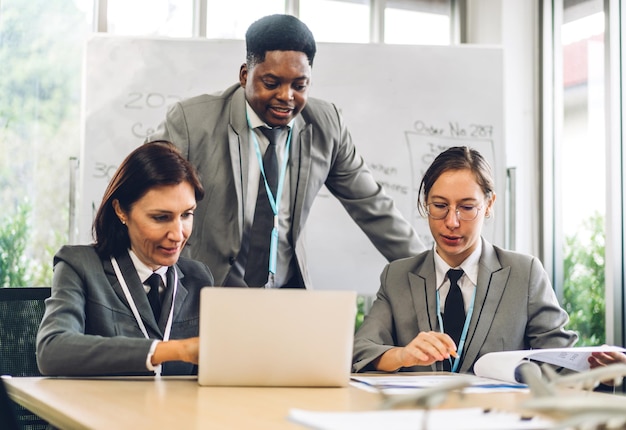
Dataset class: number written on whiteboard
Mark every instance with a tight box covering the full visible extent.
[124,92,181,109]
[412,120,494,139]
[93,162,119,182]
[124,92,182,138]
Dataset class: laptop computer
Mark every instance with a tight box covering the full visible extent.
[197,287,357,387]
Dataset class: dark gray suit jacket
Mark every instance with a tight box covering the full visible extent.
[36,245,213,376]
[352,238,578,374]
[148,84,425,287]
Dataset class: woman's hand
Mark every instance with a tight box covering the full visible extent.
[588,349,626,368]
[152,337,200,366]
[588,347,626,386]
[375,331,457,372]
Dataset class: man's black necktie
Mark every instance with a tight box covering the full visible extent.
[146,273,162,320]
[244,127,280,287]
[443,268,465,371]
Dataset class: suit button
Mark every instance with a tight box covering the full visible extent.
[228,256,235,265]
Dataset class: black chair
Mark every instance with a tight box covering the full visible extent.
[0,287,51,430]
[0,376,21,430]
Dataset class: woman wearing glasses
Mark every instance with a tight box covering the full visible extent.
[352,146,577,374]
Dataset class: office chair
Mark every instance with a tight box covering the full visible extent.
[0,376,21,430]
[0,287,51,430]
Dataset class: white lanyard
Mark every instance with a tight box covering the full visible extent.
[436,286,476,373]
[110,256,178,376]
[247,114,292,281]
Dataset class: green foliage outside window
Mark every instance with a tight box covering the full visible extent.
[562,212,605,346]
[1,0,86,288]
[0,202,52,287]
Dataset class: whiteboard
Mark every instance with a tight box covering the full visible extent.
[80,35,504,295]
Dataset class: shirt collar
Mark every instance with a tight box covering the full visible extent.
[128,249,168,284]
[434,240,482,289]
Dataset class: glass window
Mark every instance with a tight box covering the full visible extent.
[206,0,284,39]
[300,0,370,43]
[557,0,606,345]
[108,0,193,37]
[0,0,93,287]
[385,7,450,45]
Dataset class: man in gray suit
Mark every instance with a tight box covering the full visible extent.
[148,14,425,288]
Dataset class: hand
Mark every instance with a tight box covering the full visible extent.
[376,331,457,371]
[588,349,626,369]
[175,337,200,364]
[587,346,626,386]
[152,337,200,366]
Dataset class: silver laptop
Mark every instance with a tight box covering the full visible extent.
[197,287,357,387]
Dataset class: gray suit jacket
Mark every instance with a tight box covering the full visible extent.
[352,238,578,374]
[148,84,425,287]
[36,245,214,376]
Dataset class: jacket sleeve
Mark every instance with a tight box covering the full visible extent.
[525,256,579,348]
[352,264,398,372]
[36,246,156,376]
[314,101,427,261]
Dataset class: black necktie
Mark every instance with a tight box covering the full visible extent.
[146,273,162,320]
[443,268,465,371]
[244,127,280,287]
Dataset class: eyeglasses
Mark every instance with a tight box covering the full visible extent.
[425,202,483,221]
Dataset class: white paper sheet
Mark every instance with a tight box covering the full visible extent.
[351,373,526,394]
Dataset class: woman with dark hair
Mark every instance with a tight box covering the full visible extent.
[37,141,214,376]
[352,146,577,374]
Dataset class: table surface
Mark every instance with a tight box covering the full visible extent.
[4,374,535,430]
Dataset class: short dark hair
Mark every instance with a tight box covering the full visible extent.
[417,146,494,217]
[245,14,316,67]
[93,141,204,257]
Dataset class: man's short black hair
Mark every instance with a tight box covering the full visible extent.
[245,14,316,67]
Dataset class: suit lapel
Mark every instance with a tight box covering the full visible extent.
[228,88,249,235]
[289,116,310,240]
[460,240,510,373]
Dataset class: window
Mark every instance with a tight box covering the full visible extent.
[300,0,370,43]
[385,0,450,45]
[0,0,93,287]
[551,0,607,345]
[108,0,193,37]
[205,0,284,39]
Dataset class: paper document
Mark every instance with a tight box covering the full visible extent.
[288,407,553,430]
[473,346,626,384]
[351,373,525,394]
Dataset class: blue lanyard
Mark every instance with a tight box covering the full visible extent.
[247,114,292,276]
[436,285,476,373]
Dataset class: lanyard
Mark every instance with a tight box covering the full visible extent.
[110,256,178,376]
[436,286,476,373]
[247,114,292,278]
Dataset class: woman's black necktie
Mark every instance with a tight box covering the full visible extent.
[443,268,465,371]
[145,273,162,320]
[244,127,280,287]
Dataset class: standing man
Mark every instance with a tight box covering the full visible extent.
[148,14,425,288]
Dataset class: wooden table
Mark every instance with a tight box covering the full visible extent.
[4,375,533,429]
